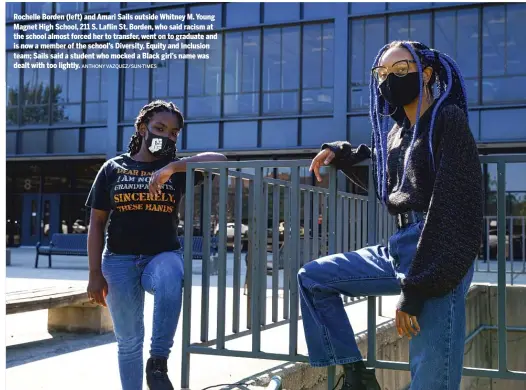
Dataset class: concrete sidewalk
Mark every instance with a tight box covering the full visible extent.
[6,248,525,390]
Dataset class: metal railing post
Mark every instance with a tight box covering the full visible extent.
[366,165,378,366]
[181,164,196,390]
[327,167,339,389]
[496,161,507,373]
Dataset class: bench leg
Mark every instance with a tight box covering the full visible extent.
[47,302,113,334]
[34,252,39,268]
[48,254,52,268]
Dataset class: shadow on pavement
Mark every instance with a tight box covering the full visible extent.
[6,331,116,368]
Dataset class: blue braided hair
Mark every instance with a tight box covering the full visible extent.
[369,40,469,205]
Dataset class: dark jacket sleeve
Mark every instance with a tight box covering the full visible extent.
[397,105,484,316]
[321,141,372,177]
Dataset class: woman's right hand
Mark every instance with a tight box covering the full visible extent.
[87,270,108,307]
[309,148,336,182]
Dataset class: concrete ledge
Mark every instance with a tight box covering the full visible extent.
[47,302,113,334]
[249,284,525,390]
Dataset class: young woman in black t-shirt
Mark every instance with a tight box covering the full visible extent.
[86,100,226,390]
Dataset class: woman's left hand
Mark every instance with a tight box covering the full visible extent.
[149,164,175,196]
[396,309,420,339]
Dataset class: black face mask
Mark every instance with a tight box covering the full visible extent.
[379,72,421,107]
[144,128,177,158]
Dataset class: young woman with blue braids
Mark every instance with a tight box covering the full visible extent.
[298,41,483,390]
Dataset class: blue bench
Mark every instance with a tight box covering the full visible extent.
[178,236,219,274]
[35,233,88,268]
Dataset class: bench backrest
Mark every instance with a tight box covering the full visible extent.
[178,236,218,255]
[51,233,88,250]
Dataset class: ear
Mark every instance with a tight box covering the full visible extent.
[423,66,434,84]
[138,123,147,138]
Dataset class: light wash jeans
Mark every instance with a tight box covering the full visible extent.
[102,249,184,390]
[298,221,474,390]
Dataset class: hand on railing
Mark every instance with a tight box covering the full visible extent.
[310,148,335,182]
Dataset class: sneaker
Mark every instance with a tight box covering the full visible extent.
[146,357,174,390]
[341,362,381,390]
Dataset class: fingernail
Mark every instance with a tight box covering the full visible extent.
[324,160,329,165]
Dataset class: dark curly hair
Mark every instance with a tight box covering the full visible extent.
[128,100,184,159]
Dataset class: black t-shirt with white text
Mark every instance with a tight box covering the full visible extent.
[86,153,202,255]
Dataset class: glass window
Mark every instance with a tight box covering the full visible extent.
[226,2,260,27]
[189,3,222,29]
[85,102,108,123]
[223,121,258,149]
[483,4,526,104]
[21,130,48,154]
[303,3,336,20]
[54,104,82,125]
[349,3,385,14]
[7,3,22,20]
[7,53,19,108]
[262,26,300,114]
[483,77,526,104]
[388,2,431,11]
[54,50,83,104]
[434,8,479,104]
[507,4,526,76]
[349,18,385,112]
[186,123,219,150]
[152,35,185,106]
[348,116,372,146]
[187,96,221,118]
[25,2,53,14]
[224,30,261,116]
[119,126,136,152]
[480,108,526,141]
[7,133,17,155]
[264,3,300,23]
[85,48,109,123]
[468,110,480,140]
[261,119,298,148]
[483,6,505,78]
[224,94,259,117]
[7,25,15,50]
[187,34,222,119]
[122,2,151,9]
[86,49,109,102]
[56,2,84,13]
[302,23,334,113]
[388,15,409,41]
[52,129,79,154]
[22,51,51,125]
[409,13,431,45]
[301,117,342,147]
[302,24,334,89]
[122,46,150,121]
[457,9,479,79]
[123,100,149,123]
[87,3,111,11]
[388,13,430,43]
[84,128,107,154]
[302,89,334,113]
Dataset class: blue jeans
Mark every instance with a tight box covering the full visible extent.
[298,221,474,390]
[102,249,184,390]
